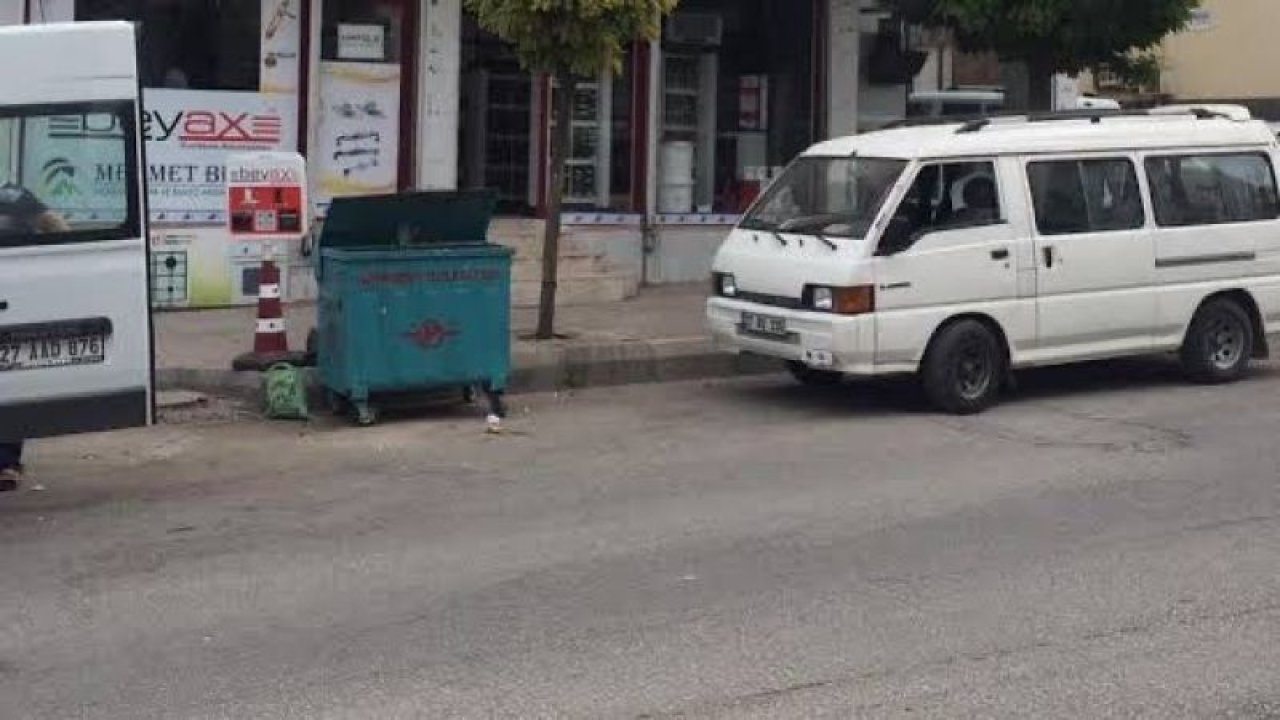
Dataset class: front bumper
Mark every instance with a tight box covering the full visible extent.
[706,297,877,374]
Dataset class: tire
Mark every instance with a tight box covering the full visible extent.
[921,319,1005,415]
[786,360,843,387]
[1181,298,1253,384]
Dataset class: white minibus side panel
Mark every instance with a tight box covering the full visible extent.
[1023,153,1158,363]
[1143,148,1278,348]
[873,159,1029,370]
[0,22,152,438]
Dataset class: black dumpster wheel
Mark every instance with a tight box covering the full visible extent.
[324,390,347,416]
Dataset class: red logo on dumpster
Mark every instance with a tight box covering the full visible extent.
[405,320,458,348]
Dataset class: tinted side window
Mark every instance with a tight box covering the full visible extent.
[1028,159,1144,236]
[1145,153,1280,227]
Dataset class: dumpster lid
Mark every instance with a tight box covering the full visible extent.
[318,190,497,249]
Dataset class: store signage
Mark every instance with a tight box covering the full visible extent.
[226,152,308,238]
[144,109,284,146]
[337,23,387,61]
[144,89,298,225]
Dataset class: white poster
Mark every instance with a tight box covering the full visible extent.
[261,0,303,94]
[337,24,387,61]
[314,62,401,213]
[143,89,299,224]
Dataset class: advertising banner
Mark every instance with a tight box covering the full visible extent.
[313,62,401,214]
[226,152,308,238]
[143,89,299,225]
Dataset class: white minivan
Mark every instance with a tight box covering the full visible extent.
[708,107,1280,413]
[0,22,152,438]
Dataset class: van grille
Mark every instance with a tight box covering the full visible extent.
[735,290,804,310]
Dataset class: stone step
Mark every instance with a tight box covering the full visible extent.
[510,254,606,282]
[511,273,639,308]
[493,233,595,260]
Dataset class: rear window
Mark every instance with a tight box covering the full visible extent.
[1027,158,1145,235]
[0,101,141,249]
[1145,153,1280,227]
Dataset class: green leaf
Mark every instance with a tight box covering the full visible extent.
[464,0,680,77]
[891,0,1199,74]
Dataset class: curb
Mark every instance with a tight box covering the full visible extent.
[156,337,782,401]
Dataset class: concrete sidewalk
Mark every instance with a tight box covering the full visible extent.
[156,283,779,397]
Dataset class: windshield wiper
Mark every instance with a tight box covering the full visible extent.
[815,233,837,251]
[771,230,788,248]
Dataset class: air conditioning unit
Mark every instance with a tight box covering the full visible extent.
[666,12,723,47]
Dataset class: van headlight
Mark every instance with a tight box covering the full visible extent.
[713,272,738,298]
[812,286,834,311]
[807,285,876,315]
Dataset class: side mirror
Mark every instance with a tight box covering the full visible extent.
[877,217,915,256]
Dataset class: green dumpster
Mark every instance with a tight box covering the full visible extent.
[314,190,512,425]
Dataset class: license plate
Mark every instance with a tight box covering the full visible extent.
[0,334,105,372]
[740,311,789,338]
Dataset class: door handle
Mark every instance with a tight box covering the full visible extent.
[0,300,7,311]
[1042,246,1056,268]
[990,248,1009,261]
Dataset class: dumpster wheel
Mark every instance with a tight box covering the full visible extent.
[324,390,348,416]
[354,402,380,426]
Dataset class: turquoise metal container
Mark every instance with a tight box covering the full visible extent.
[314,191,512,425]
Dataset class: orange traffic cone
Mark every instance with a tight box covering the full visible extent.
[232,257,305,371]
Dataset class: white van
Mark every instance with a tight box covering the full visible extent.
[707,107,1280,413]
[0,22,152,437]
[908,90,1005,119]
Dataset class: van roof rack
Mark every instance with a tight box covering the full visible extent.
[953,107,1233,134]
[880,106,1238,134]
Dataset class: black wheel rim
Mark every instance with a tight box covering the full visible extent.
[954,337,994,401]
[1207,314,1246,371]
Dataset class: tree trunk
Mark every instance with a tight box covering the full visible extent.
[536,72,575,340]
[1026,56,1055,112]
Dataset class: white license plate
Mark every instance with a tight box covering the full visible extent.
[0,335,105,372]
[741,311,788,337]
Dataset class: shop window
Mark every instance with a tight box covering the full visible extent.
[459,15,637,217]
[78,0,262,91]
[554,54,636,213]
[459,16,535,215]
[658,0,817,217]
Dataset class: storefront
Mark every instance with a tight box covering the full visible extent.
[9,0,898,305]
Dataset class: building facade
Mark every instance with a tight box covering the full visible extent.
[7,0,913,308]
[1159,0,1280,120]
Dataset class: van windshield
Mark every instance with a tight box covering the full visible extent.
[740,157,907,239]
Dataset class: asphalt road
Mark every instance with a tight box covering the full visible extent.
[4,359,1280,719]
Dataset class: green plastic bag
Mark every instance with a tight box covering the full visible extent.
[263,363,309,420]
